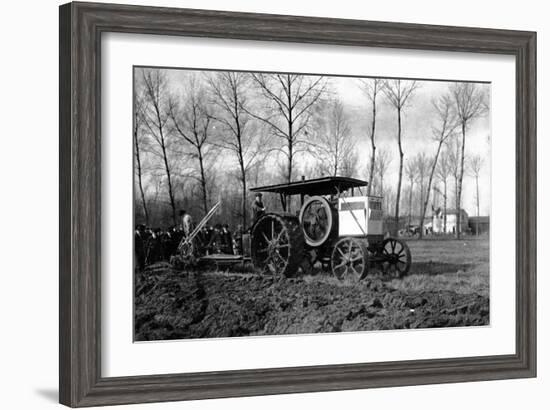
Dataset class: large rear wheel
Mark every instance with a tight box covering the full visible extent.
[251,214,304,277]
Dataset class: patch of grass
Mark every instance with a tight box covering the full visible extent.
[406,236,490,265]
[386,237,490,297]
[302,273,367,289]
[301,237,490,296]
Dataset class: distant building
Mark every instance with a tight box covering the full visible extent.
[469,216,490,235]
[432,208,469,234]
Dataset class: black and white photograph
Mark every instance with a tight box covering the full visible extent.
[0,0,542,407]
[133,66,491,341]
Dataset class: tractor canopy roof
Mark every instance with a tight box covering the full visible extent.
[250,176,368,197]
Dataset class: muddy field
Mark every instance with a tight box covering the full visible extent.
[135,237,490,341]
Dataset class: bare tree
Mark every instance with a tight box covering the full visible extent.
[140,68,177,225]
[451,82,488,238]
[311,99,356,177]
[206,71,266,228]
[469,154,484,234]
[247,73,327,183]
[383,79,419,234]
[359,78,384,195]
[446,131,462,222]
[414,152,430,237]
[435,148,452,233]
[168,75,213,215]
[418,95,458,238]
[134,90,149,226]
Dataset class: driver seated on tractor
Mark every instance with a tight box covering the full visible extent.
[179,209,194,238]
[252,192,266,223]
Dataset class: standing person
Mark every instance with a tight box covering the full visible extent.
[151,228,163,263]
[252,193,266,223]
[168,225,182,256]
[220,224,233,254]
[233,224,243,255]
[134,224,146,270]
[207,224,223,254]
[179,209,194,238]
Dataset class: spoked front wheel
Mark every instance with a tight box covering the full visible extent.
[331,237,369,281]
[380,237,411,278]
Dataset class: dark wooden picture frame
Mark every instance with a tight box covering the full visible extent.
[59,2,536,407]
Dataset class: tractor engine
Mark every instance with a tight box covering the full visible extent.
[337,196,384,241]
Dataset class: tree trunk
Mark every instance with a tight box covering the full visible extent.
[134,126,149,226]
[239,155,247,229]
[287,140,293,181]
[160,142,176,226]
[367,98,377,196]
[232,84,247,230]
[237,142,247,230]
[242,175,247,229]
[456,123,466,238]
[394,107,403,236]
[285,75,294,184]
[333,136,339,177]
[418,180,424,238]
[419,141,444,239]
[152,92,176,226]
[197,148,208,215]
[443,179,447,233]
[286,97,294,212]
[408,181,413,228]
[475,174,480,235]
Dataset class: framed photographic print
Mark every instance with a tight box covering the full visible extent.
[59,1,536,407]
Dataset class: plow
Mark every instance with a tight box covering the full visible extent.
[172,200,222,266]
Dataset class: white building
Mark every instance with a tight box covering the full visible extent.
[432,208,469,234]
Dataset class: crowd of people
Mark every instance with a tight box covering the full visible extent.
[134,193,267,269]
[134,222,243,269]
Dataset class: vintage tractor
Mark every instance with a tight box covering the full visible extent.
[247,176,411,280]
[172,176,411,281]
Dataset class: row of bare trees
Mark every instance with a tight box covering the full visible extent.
[402,144,485,236]
[359,77,488,237]
[134,69,329,229]
[135,68,489,236]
